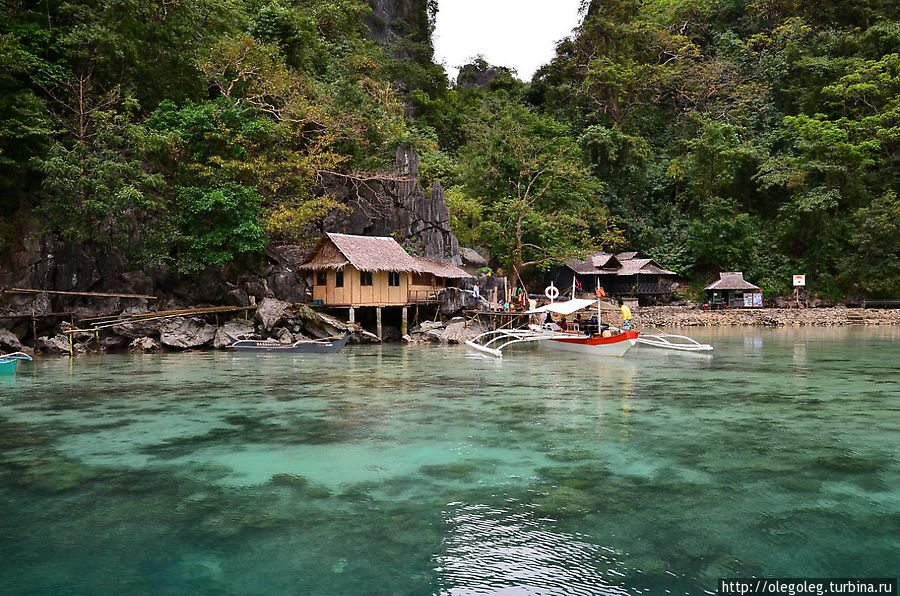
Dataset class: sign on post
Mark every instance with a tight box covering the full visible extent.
[793,274,806,287]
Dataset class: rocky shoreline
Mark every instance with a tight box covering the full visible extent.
[634,306,900,327]
[3,302,898,357]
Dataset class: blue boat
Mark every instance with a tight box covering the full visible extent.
[0,352,32,375]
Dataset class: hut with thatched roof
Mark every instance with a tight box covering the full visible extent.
[704,272,762,308]
[299,233,470,336]
[548,251,677,303]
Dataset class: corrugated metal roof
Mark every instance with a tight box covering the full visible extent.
[704,272,761,291]
[300,233,424,272]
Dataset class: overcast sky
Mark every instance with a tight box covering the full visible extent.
[432,0,585,83]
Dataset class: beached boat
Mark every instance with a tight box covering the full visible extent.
[0,352,32,375]
[228,334,349,354]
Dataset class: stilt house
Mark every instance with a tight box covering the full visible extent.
[299,233,470,307]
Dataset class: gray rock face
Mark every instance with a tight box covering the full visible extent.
[113,319,162,340]
[365,0,433,59]
[405,318,484,345]
[256,298,292,332]
[159,317,217,349]
[0,328,25,352]
[34,334,73,355]
[213,320,256,349]
[460,248,487,267]
[129,337,161,353]
[438,287,476,315]
[323,145,462,264]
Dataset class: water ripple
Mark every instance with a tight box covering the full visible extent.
[435,502,631,595]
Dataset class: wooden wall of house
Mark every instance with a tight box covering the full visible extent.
[312,266,410,306]
[408,273,444,303]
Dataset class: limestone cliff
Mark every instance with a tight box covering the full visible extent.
[365,0,437,62]
[322,145,461,264]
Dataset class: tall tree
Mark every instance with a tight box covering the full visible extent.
[458,101,621,286]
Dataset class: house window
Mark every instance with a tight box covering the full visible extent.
[335,270,344,288]
[316,272,327,286]
[388,271,400,287]
[360,271,373,286]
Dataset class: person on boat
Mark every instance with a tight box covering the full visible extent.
[618,298,633,330]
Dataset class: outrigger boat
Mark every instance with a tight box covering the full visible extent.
[228,334,349,354]
[466,298,640,358]
[0,352,32,375]
[466,295,712,358]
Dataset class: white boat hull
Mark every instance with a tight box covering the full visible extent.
[540,331,639,358]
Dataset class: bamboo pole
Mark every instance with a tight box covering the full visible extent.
[2,288,157,299]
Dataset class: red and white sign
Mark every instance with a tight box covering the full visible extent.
[793,275,806,286]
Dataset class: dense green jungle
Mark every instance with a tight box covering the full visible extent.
[1,0,899,299]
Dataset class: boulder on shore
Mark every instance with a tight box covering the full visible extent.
[159,317,217,349]
[35,334,77,355]
[128,337,161,353]
[213,319,256,349]
[256,297,292,332]
[0,328,28,354]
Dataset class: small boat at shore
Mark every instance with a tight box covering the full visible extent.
[466,297,712,358]
[466,298,641,358]
[0,352,32,375]
[228,334,349,354]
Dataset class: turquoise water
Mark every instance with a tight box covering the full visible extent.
[0,327,897,595]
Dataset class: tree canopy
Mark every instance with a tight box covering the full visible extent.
[1,0,899,298]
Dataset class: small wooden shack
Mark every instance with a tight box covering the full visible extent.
[551,251,677,302]
[704,272,762,308]
[299,233,470,336]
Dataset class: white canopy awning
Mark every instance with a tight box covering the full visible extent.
[526,298,598,316]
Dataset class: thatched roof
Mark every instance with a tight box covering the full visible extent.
[413,256,472,279]
[300,233,424,272]
[565,252,621,274]
[705,272,761,291]
[591,253,621,270]
[616,251,639,261]
[617,258,677,276]
[566,256,603,275]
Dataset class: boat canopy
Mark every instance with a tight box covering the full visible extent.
[526,298,597,316]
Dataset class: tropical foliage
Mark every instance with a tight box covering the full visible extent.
[1,0,899,297]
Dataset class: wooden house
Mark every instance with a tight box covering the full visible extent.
[299,233,470,337]
[549,251,677,303]
[611,256,678,299]
[704,272,762,308]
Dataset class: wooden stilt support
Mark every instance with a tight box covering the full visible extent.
[349,307,355,324]
[68,332,74,357]
[376,307,382,340]
[401,307,408,335]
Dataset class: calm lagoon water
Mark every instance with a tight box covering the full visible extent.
[1,327,897,595]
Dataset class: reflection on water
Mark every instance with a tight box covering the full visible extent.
[0,327,898,594]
